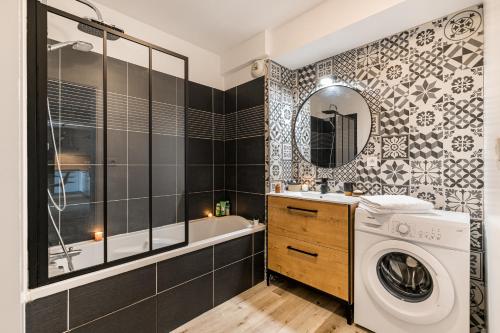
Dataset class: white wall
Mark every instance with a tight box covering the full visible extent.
[484,0,500,331]
[48,0,223,89]
[1,0,24,332]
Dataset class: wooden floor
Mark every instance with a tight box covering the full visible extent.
[173,279,370,333]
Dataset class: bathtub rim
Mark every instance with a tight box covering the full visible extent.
[26,220,265,302]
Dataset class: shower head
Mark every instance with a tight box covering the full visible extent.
[75,0,124,40]
[47,41,93,52]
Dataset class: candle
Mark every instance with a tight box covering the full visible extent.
[207,212,213,218]
[94,231,104,241]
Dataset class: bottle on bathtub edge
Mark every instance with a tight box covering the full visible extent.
[225,201,230,216]
[215,202,221,217]
[220,201,226,216]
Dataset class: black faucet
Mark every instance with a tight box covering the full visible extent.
[316,178,329,194]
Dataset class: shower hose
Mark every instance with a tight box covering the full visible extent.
[47,98,74,272]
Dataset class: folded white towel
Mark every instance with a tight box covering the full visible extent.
[359,195,434,212]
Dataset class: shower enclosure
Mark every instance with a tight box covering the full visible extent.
[28,0,188,287]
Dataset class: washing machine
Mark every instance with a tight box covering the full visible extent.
[354,207,470,333]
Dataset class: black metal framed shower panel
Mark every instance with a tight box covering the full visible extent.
[28,1,189,288]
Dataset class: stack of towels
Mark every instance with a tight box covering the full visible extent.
[359,195,434,215]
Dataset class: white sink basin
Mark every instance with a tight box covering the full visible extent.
[269,191,360,204]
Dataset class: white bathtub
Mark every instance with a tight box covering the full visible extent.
[49,215,264,275]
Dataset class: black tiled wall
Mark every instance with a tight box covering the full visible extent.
[224,77,266,222]
[186,81,225,220]
[47,46,185,245]
[187,77,265,222]
[26,231,265,332]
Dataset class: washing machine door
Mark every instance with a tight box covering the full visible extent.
[361,240,455,325]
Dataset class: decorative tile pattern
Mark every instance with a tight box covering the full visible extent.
[411,160,442,186]
[382,135,409,159]
[381,160,411,186]
[443,158,484,189]
[409,131,443,159]
[266,8,485,330]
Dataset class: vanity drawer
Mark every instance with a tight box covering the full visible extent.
[268,232,348,300]
[268,196,349,250]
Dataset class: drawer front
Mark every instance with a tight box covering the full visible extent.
[268,196,349,250]
[268,232,348,300]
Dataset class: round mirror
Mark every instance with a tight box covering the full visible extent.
[295,85,371,168]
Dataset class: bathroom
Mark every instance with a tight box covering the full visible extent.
[1,0,499,332]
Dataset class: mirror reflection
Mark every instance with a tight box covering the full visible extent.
[295,85,371,168]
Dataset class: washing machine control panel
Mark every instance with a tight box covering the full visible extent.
[390,220,442,241]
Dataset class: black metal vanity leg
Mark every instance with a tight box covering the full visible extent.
[266,271,271,286]
[346,303,354,325]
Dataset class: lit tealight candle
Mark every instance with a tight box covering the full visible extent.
[207,212,213,218]
[94,231,104,241]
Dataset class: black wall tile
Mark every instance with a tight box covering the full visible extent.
[128,131,149,165]
[107,200,127,236]
[71,297,156,333]
[253,252,265,285]
[120,196,144,230]
[177,194,185,222]
[237,136,264,165]
[26,291,67,333]
[152,165,177,196]
[177,78,185,107]
[152,70,176,105]
[224,87,236,114]
[214,235,252,269]
[69,265,155,328]
[188,191,213,220]
[214,140,225,165]
[214,258,252,306]
[187,138,212,165]
[108,165,127,200]
[226,190,237,213]
[107,58,127,95]
[214,165,225,191]
[225,165,236,191]
[237,165,265,194]
[236,77,264,111]
[254,231,265,254]
[59,203,103,245]
[187,165,213,192]
[152,195,177,227]
[107,129,127,164]
[213,89,224,114]
[128,63,149,99]
[157,273,213,332]
[61,47,102,89]
[128,166,149,198]
[237,192,265,222]
[157,247,213,292]
[224,139,236,165]
[152,134,177,165]
[188,81,212,112]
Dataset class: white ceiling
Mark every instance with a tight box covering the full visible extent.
[95,0,325,54]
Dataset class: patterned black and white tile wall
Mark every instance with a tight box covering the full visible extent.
[265,5,485,332]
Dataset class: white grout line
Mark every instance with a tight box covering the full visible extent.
[126,62,129,234]
[157,271,213,296]
[68,295,157,331]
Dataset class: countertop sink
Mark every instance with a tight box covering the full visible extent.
[267,191,360,204]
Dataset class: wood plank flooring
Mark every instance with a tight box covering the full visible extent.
[173,279,369,333]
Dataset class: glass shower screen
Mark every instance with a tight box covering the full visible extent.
[44,9,187,280]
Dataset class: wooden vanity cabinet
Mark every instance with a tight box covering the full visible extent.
[266,195,356,318]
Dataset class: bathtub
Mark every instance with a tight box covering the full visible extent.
[48,215,264,277]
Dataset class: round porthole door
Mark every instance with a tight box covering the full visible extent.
[361,240,455,325]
